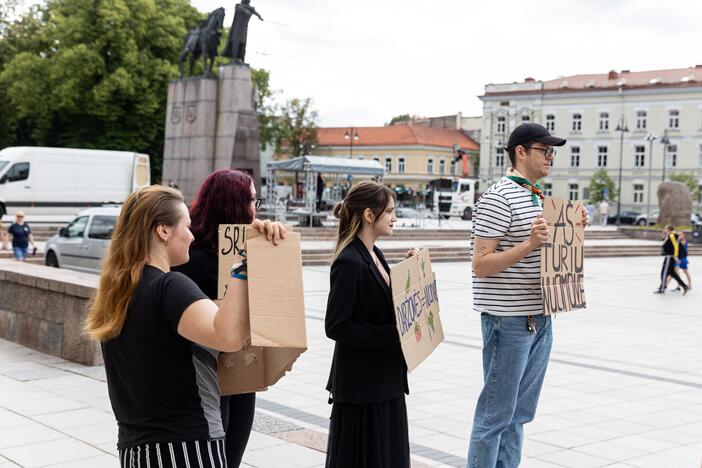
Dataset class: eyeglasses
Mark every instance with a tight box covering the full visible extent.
[523,146,556,158]
[252,198,263,210]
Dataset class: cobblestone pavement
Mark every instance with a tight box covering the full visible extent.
[0,256,700,467]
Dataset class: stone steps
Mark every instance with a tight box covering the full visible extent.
[301,244,702,266]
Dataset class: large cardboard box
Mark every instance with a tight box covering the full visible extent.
[540,197,587,314]
[216,224,307,395]
[389,249,444,372]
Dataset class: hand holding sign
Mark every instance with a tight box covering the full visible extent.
[530,216,549,248]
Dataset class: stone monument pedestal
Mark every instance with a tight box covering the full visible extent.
[162,64,260,202]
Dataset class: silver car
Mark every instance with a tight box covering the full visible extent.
[44,206,120,274]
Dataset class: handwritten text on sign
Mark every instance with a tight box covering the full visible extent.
[390,249,444,372]
[540,197,587,314]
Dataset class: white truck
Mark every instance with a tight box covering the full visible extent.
[0,146,150,217]
[428,177,479,220]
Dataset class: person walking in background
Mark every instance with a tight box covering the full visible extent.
[655,224,688,294]
[468,123,589,467]
[8,211,36,261]
[585,203,595,226]
[174,169,286,467]
[675,231,691,290]
[84,185,282,468]
[324,180,417,468]
[598,199,609,225]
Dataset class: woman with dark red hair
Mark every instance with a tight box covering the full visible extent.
[175,169,285,467]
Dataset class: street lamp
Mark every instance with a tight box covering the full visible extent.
[645,133,658,222]
[615,116,629,225]
[660,130,670,182]
[344,128,359,159]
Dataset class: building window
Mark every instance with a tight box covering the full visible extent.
[569,183,579,200]
[666,144,677,168]
[698,144,702,167]
[543,183,553,196]
[427,158,434,174]
[439,159,446,175]
[570,146,580,167]
[522,114,531,122]
[597,146,608,167]
[450,160,457,175]
[634,145,646,167]
[636,110,647,130]
[668,109,680,129]
[496,116,506,134]
[495,147,505,167]
[385,157,392,173]
[633,184,644,204]
[545,114,555,131]
[599,112,610,131]
[398,158,405,173]
[373,157,380,163]
[572,113,582,132]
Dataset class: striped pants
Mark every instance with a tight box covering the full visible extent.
[659,255,687,292]
[119,439,227,468]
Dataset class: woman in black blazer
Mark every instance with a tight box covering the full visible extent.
[325,180,417,468]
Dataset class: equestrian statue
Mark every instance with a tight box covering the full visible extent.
[178,7,226,78]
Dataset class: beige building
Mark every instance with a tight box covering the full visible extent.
[312,126,479,191]
[479,66,702,214]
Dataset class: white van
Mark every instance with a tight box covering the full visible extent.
[0,146,150,217]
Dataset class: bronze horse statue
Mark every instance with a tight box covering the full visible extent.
[178,7,226,78]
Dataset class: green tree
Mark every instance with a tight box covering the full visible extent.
[386,113,412,126]
[275,97,319,158]
[670,172,701,201]
[0,0,202,182]
[251,67,280,151]
[588,168,617,204]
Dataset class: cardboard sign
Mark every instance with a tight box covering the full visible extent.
[540,197,587,315]
[216,224,307,395]
[390,249,444,372]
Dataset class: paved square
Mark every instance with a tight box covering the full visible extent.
[0,256,700,467]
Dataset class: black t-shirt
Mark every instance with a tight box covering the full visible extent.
[9,223,31,248]
[102,265,224,450]
[174,248,218,300]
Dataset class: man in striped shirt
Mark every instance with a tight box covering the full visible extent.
[467,123,589,467]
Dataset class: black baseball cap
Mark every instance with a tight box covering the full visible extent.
[505,123,566,150]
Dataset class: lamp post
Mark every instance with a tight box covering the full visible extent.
[645,133,658,221]
[344,128,359,159]
[615,116,629,225]
[660,130,670,182]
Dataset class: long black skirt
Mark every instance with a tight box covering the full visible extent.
[325,395,410,468]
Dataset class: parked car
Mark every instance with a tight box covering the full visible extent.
[635,209,701,226]
[44,206,120,274]
[607,211,642,225]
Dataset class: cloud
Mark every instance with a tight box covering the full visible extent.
[191,0,702,126]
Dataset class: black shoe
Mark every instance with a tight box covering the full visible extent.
[673,286,681,291]
[653,290,665,294]
[683,286,689,295]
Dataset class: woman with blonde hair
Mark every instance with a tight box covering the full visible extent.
[85,185,282,468]
[324,180,416,468]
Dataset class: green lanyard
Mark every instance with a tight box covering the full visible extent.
[506,176,543,206]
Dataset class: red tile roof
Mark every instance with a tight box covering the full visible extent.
[485,65,702,96]
[316,126,479,151]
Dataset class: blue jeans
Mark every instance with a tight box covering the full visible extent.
[13,246,28,261]
[468,313,553,468]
